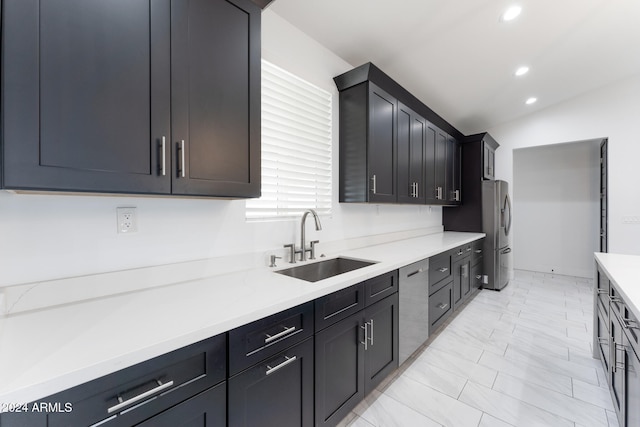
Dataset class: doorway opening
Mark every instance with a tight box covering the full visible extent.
[512,138,605,278]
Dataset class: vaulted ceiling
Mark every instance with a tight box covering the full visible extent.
[270,0,640,134]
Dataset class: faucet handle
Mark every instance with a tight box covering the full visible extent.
[309,240,320,260]
[283,244,297,264]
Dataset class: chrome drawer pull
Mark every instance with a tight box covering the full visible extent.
[368,319,374,346]
[361,323,368,350]
[108,380,174,414]
[466,247,472,252]
[474,249,482,254]
[437,267,449,273]
[476,275,482,280]
[265,355,297,375]
[406,268,424,278]
[265,325,296,344]
[437,303,449,310]
[160,136,166,176]
[622,317,639,330]
[596,289,608,295]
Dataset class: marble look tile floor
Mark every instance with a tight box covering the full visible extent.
[338,269,619,427]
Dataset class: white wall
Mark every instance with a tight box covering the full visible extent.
[512,141,600,277]
[488,73,640,259]
[0,10,442,287]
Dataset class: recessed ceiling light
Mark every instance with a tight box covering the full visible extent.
[501,5,522,22]
[515,66,530,76]
[525,97,537,105]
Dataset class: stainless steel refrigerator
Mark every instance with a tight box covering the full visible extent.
[481,180,512,290]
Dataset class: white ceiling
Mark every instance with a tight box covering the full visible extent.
[269,0,640,135]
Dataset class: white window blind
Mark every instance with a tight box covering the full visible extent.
[246,60,332,220]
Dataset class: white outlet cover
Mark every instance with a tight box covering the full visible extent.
[117,207,138,233]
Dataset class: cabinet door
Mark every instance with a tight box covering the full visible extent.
[483,142,495,180]
[171,0,260,197]
[364,294,399,394]
[135,382,226,427]
[2,0,171,194]
[315,311,365,427]
[367,83,397,203]
[424,124,438,204]
[446,135,461,205]
[434,129,448,203]
[228,338,314,427]
[611,314,625,421]
[397,103,425,204]
[452,257,470,310]
[470,261,483,293]
[625,341,640,427]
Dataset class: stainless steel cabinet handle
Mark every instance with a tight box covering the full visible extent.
[596,289,608,295]
[265,325,296,344]
[407,268,424,278]
[361,323,368,350]
[415,182,419,198]
[108,380,174,414]
[615,343,625,371]
[609,296,622,303]
[474,249,482,254]
[371,175,377,194]
[368,319,374,346]
[457,250,464,256]
[161,136,166,176]
[476,275,482,280]
[436,186,443,200]
[437,303,449,310]
[180,140,186,178]
[438,267,449,273]
[622,317,639,330]
[266,355,297,375]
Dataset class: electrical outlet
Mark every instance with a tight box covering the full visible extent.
[117,207,138,233]
[623,216,640,224]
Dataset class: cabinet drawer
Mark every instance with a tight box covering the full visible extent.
[451,244,471,262]
[429,280,453,332]
[621,304,640,357]
[471,239,484,264]
[229,302,314,376]
[135,381,226,427]
[228,337,314,427]
[429,253,451,293]
[47,334,226,427]
[364,270,398,306]
[315,282,366,331]
[596,267,610,324]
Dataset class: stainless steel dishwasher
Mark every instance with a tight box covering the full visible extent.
[399,258,430,365]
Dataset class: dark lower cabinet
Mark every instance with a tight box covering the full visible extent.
[136,382,226,427]
[315,293,399,427]
[452,256,471,310]
[228,337,314,427]
[625,341,640,427]
[470,261,483,294]
[594,264,640,427]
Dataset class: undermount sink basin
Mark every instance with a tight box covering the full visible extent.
[275,257,377,282]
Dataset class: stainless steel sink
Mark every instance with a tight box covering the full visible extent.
[275,257,377,282]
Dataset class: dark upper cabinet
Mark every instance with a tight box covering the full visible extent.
[443,132,500,232]
[1,0,260,198]
[397,103,426,204]
[337,81,397,203]
[483,143,496,180]
[170,0,260,197]
[446,135,461,205]
[334,62,464,206]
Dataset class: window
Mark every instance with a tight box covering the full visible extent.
[246,60,332,220]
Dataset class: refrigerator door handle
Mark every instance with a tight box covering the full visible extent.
[501,247,512,254]
[504,193,512,236]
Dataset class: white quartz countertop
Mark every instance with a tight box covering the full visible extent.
[0,231,483,406]
[595,252,640,321]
